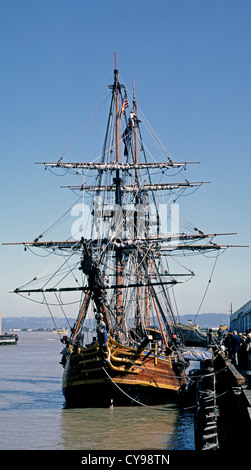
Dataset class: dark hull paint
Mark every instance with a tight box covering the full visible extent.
[62,380,181,408]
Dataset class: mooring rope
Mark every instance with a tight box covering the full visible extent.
[101,365,176,412]
[183,389,230,411]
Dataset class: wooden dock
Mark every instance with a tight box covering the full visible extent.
[193,349,251,450]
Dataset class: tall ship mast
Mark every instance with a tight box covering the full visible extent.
[4,59,243,407]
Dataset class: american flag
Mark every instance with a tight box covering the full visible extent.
[119,99,129,119]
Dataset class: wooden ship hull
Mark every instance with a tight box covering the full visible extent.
[177,323,208,347]
[62,336,186,407]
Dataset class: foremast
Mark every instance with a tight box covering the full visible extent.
[132,79,142,331]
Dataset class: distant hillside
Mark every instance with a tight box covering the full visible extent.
[2,316,76,331]
[2,313,230,331]
[176,313,230,329]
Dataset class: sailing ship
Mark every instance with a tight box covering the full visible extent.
[176,322,208,347]
[4,58,242,407]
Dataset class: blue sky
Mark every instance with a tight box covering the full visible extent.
[1,0,251,319]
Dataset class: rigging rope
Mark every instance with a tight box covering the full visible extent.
[54,292,72,329]
[193,251,220,325]
[42,293,62,340]
[60,89,111,160]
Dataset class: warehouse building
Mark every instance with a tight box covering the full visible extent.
[230,299,251,333]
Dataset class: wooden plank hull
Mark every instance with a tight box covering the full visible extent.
[62,336,186,407]
[177,323,208,347]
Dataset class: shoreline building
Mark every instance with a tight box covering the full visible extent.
[230,300,251,333]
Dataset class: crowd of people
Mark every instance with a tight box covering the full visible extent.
[217,327,251,369]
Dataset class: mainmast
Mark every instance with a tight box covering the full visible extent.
[133,78,138,175]
[113,55,123,337]
[115,54,120,167]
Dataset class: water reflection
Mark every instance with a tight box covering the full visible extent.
[58,404,194,450]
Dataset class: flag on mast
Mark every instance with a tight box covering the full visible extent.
[120,99,129,119]
[122,122,132,156]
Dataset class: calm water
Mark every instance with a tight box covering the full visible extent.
[0,331,195,450]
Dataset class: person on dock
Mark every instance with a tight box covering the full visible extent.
[217,326,224,345]
[223,331,233,359]
[246,329,251,352]
[231,331,241,367]
[237,333,248,368]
